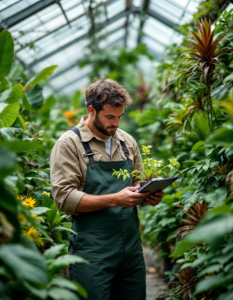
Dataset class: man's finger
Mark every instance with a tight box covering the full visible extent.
[132,192,150,198]
[127,186,140,191]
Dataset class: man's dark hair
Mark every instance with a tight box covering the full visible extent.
[85,77,132,113]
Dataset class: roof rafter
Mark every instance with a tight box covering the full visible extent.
[28,7,141,68]
[124,0,133,47]
[137,0,150,44]
[0,0,56,30]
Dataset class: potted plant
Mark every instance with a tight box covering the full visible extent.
[112,145,180,188]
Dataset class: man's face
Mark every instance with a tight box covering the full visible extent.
[93,104,124,137]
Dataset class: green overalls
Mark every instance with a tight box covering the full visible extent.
[68,127,146,300]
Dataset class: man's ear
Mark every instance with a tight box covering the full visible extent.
[88,105,95,117]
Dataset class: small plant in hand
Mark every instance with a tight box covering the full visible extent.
[112,145,180,181]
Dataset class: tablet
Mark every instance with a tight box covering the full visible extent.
[137,175,181,205]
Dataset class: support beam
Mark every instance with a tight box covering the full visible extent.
[0,0,56,30]
[49,25,125,80]
[124,0,133,47]
[28,7,140,68]
[137,0,150,44]
[147,8,178,29]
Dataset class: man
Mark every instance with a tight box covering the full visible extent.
[50,78,164,300]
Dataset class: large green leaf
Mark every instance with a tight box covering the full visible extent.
[43,244,66,260]
[48,254,88,274]
[0,84,24,103]
[42,194,54,208]
[0,128,14,140]
[0,145,16,180]
[48,288,78,300]
[25,85,44,111]
[24,65,58,90]
[206,125,233,147]
[204,187,228,206]
[49,278,87,298]
[46,202,58,225]
[38,95,56,114]
[0,244,48,284]
[194,272,233,294]
[30,207,51,215]
[211,82,232,100]
[0,102,20,127]
[0,30,14,80]
[16,114,26,130]
[0,140,43,152]
[192,113,211,139]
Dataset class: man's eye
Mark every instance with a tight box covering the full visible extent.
[107,116,112,119]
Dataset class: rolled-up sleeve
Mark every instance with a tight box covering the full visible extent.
[49,141,86,214]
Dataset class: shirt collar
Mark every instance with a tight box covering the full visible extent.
[75,115,125,142]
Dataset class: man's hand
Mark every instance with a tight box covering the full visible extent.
[115,186,150,208]
[144,191,164,206]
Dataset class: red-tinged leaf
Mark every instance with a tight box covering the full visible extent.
[27,162,41,169]
[181,218,195,225]
[184,212,200,222]
[177,204,184,209]
[204,66,210,81]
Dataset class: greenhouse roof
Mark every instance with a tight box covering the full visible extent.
[0,0,201,95]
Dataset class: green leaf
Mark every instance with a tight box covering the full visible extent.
[204,187,228,206]
[211,82,232,100]
[0,128,14,140]
[195,272,233,294]
[49,277,87,298]
[0,140,43,152]
[46,202,58,224]
[0,102,20,127]
[23,281,47,300]
[0,84,24,103]
[48,288,79,300]
[25,65,58,90]
[48,254,88,274]
[192,113,211,139]
[206,126,233,147]
[0,145,16,180]
[38,95,56,114]
[25,85,44,111]
[0,244,48,284]
[55,226,77,235]
[172,239,193,257]
[30,207,51,215]
[43,244,66,260]
[188,214,233,252]
[198,264,222,276]
[217,292,233,300]
[0,30,14,80]
[42,194,54,208]
[16,114,26,130]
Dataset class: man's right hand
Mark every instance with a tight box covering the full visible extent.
[114,186,150,208]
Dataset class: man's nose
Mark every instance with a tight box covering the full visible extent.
[112,120,119,127]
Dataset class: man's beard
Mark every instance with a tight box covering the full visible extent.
[93,114,117,137]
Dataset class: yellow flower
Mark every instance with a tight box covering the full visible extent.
[24,227,38,240]
[24,227,44,246]
[24,197,36,208]
[17,195,25,201]
[42,191,51,197]
[31,214,45,223]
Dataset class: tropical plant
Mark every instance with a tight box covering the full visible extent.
[177,200,208,239]
[177,18,231,132]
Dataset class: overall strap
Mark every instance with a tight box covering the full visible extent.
[119,140,131,165]
[70,127,95,169]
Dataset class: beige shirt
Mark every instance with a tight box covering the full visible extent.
[49,115,143,220]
